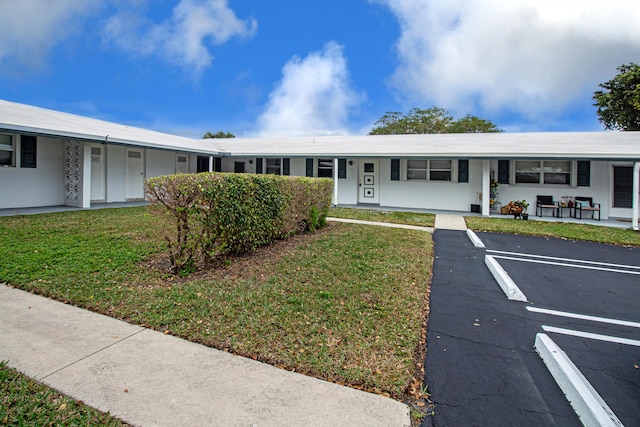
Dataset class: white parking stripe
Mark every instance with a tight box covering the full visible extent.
[542,325,640,347]
[487,250,640,271]
[491,255,640,275]
[527,307,640,329]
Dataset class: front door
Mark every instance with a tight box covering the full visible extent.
[90,145,105,201]
[126,149,144,199]
[358,159,380,204]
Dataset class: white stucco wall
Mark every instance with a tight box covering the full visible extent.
[146,149,178,178]
[0,136,65,209]
[377,159,481,212]
[492,160,613,219]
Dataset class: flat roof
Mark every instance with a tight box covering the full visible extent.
[2,99,640,161]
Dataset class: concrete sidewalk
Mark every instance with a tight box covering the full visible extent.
[0,284,410,427]
[433,214,467,230]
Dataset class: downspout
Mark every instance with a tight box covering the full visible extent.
[633,162,639,231]
[333,158,339,206]
[482,160,490,216]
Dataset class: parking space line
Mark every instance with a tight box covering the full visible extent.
[535,333,624,427]
[487,250,640,271]
[491,255,640,275]
[528,307,640,329]
[542,325,640,347]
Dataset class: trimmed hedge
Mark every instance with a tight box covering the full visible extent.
[145,173,333,274]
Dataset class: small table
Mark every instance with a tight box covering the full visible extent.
[557,205,571,218]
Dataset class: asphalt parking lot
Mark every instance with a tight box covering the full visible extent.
[423,230,639,426]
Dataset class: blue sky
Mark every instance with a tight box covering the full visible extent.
[1,0,639,138]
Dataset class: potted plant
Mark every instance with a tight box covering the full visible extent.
[507,200,529,219]
[490,179,500,213]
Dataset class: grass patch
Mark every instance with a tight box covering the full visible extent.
[0,207,432,399]
[465,216,640,246]
[0,362,127,426]
[329,207,435,227]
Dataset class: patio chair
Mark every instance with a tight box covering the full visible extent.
[536,195,560,217]
[573,197,600,220]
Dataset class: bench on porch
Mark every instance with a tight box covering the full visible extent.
[536,195,560,217]
[572,197,601,220]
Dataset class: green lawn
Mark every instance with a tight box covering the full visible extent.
[0,207,432,400]
[329,207,435,227]
[0,362,127,426]
[465,216,640,246]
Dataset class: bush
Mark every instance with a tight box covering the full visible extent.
[145,173,333,274]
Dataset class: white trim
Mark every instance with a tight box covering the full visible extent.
[333,158,338,206]
[482,160,490,216]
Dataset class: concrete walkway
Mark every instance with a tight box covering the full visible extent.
[433,214,467,230]
[0,284,410,427]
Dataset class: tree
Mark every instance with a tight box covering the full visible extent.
[369,107,502,135]
[203,131,235,139]
[448,115,503,133]
[593,63,640,131]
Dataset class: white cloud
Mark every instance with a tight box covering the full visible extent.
[374,0,640,119]
[0,1,99,73]
[103,0,257,78]
[255,42,364,137]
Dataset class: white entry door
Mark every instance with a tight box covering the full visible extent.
[126,149,145,199]
[90,145,105,201]
[358,159,380,204]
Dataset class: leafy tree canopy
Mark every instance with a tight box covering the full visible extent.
[369,107,503,135]
[593,63,640,131]
[203,131,235,139]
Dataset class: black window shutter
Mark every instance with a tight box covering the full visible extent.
[283,158,290,176]
[498,160,510,184]
[458,159,469,183]
[21,135,37,168]
[214,157,222,172]
[305,158,314,177]
[577,161,590,187]
[338,159,347,179]
[390,159,400,181]
[256,158,263,174]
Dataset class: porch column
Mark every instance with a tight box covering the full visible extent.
[482,160,490,216]
[333,158,339,206]
[633,162,639,231]
[209,156,214,172]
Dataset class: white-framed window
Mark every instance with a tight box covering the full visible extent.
[406,159,453,181]
[266,158,282,175]
[0,134,14,167]
[317,158,333,178]
[515,160,570,185]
